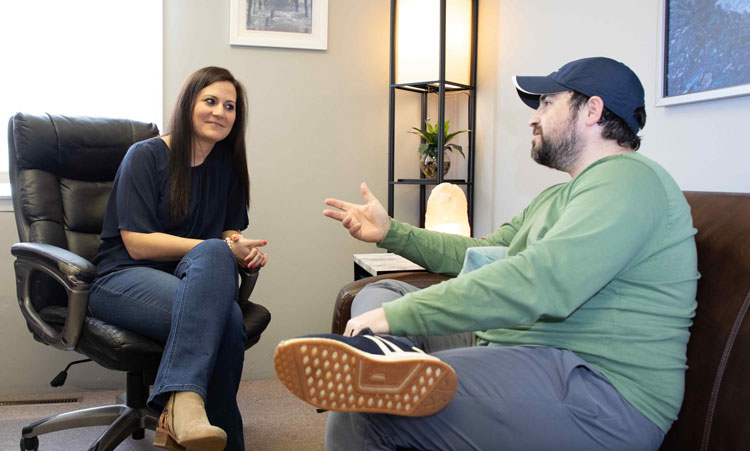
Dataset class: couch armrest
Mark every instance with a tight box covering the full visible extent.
[11,242,94,351]
[331,272,453,334]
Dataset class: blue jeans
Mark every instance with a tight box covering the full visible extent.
[326,280,665,451]
[89,239,247,451]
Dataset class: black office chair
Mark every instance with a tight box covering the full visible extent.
[8,112,271,451]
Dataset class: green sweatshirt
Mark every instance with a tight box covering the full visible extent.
[379,152,698,432]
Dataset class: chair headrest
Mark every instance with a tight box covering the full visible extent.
[9,113,159,182]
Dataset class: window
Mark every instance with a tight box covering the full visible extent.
[0,0,162,182]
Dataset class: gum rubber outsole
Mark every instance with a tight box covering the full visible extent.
[274,337,457,417]
[153,429,225,451]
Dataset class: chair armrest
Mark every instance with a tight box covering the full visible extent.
[331,272,453,334]
[11,242,95,351]
[238,266,259,303]
[236,266,271,348]
[11,242,97,283]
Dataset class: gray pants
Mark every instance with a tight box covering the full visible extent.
[325,280,665,451]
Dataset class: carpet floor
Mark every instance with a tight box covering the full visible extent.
[0,378,327,450]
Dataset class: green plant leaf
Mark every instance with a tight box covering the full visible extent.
[411,128,436,145]
[410,119,469,155]
[444,131,461,143]
[409,127,427,138]
[446,143,466,158]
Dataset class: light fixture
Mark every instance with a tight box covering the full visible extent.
[386,0,477,233]
[395,0,473,86]
[425,183,471,236]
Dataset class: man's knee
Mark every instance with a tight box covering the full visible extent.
[352,279,419,317]
[363,279,418,295]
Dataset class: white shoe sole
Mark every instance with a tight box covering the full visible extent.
[274,337,457,417]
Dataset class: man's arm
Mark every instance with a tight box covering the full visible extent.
[377,212,524,275]
[324,182,523,275]
[383,159,668,337]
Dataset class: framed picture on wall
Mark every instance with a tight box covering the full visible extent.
[657,0,750,106]
[229,0,328,50]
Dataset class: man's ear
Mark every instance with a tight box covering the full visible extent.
[583,96,605,126]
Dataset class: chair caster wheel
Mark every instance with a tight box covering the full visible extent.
[20,436,39,451]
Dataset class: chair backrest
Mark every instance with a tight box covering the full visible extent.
[8,113,159,261]
[661,191,750,451]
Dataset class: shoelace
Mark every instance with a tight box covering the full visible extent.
[362,335,426,355]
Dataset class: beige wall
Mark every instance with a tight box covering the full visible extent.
[163,0,394,381]
[0,213,126,394]
[473,0,750,236]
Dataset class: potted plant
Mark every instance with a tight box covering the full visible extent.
[409,119,469,179]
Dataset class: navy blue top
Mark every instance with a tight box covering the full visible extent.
[94,137,249,276]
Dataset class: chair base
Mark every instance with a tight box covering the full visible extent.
[21,403,158,451]
[20,371,158,451]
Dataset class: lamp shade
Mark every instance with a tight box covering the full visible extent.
[395,0,472,85]
[425,183,471,236]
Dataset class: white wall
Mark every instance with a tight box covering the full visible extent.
[473,0,750,237]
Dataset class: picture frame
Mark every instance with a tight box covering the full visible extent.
[656,0,750,106]
[229,0,328,50]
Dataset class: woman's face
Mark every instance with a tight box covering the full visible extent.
[192,80,237,146]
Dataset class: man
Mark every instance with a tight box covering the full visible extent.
[275,57,698,450]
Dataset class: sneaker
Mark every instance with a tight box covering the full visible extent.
[273,330,457,417]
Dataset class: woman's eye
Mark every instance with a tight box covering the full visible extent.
[205,98,215,105]
[225,104,235,111]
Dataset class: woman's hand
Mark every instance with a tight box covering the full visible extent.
[229,235,268,269]
[344,307,391,336]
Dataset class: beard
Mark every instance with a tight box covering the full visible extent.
[531,115,581,172]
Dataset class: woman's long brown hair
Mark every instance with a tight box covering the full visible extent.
[166,66,250,221]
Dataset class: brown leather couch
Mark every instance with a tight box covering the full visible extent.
[331,191,750,451]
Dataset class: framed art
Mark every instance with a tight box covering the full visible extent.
[230,0,328,50]
[657,0,750,106]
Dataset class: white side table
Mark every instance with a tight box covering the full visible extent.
[353,253,425,280]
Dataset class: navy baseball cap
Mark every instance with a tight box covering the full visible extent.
[513,57,645,133]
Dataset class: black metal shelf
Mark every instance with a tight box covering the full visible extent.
[392,81,472,93]
[393,179,470,185]
[387,0,478,229]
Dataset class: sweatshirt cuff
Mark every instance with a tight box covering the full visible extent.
[377,218,410,253]
[382,294,428,337]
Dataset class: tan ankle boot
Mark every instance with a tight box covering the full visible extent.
[154,391,227,451]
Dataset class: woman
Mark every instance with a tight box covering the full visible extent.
[90,66,267,451]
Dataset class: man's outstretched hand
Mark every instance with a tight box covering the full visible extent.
[323,182,391,243]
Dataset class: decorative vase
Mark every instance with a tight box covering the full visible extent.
[419,150,451,179]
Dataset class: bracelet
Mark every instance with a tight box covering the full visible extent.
[224,237,233,249]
